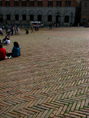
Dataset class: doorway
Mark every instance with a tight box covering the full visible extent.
[0,14,3,22]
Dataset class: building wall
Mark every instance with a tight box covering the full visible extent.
[81,0,89,26]
[0,0,78,26]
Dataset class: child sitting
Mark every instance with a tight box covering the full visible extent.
[2,35,10,45]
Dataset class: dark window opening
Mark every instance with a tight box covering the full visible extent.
[6,1,10,6]
[22,14,26,21]
[84,3,87,7]
[48,1,53,7]
[48,15,52,22]
[30,15,34,21]
[64,16,69,23]
[0,14,3,22]
[14,1,19,6]
[38,1,42,7]
[0,1,2,6]
[7,14,10,20]
[57,1,61,7]
[15,14,19,21]
[65,1,71,7]
[22,1,26,6]
[30,1,34,6]
[38,15,42,21]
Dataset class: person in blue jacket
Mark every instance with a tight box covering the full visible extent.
[6,41,21,58]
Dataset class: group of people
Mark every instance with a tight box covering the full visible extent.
[0,25,21,61]
[5,25,20,35]
[0,41,21,60]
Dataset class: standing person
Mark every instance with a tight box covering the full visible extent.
[31,24,34,33]
[0,44,6,60]
[25,28,29,34]
[5,25,8,34]
[14,26,17,35]
[17,27,20,35]
[0,37,1,44]
[0,27,3,35]
[6,27,11,38]
[11,26,13,35]
[6,41,21,58]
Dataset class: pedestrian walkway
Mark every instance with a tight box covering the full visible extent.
[0,27,89,118]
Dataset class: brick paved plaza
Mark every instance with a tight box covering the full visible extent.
[0,27,89,118]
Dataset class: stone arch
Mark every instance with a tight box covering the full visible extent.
[55,11,61,16]
[36,10,43,15]
[21,10,27,15]
[6,10,11,15]
[63,10,70,16]
[47,10,53,16]
[28,10,35,15]
[14,10,19,15]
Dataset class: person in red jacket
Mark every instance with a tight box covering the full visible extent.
[0,44,6,60]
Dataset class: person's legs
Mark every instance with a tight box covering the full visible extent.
[6,53,12,57]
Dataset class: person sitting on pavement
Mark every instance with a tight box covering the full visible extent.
[6,41,21,58]
[0,44,6,60]
[2,35,10,45]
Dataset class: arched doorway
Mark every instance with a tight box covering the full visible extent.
[48,15,52,22]
[30,15,34,21]
[38,15,42,21]
[0,14,3,22]
[15,14,19,21]
[56,12,60,26]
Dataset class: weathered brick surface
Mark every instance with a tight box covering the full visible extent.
[0,27,89,118]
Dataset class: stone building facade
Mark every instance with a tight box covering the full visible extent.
[0,0,79,27]
[81,0,89,26]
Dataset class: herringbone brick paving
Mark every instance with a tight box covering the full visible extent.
[0,27,89,118]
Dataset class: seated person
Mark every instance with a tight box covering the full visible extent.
[6,41,21,58]
[0,44,6,60]
[2,35,10,45]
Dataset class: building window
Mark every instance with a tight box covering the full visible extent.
[57,1,61,7]
[30,1,34,6]
[48,15,52,22]
[6,1,10,6]
[15,14,19,21]
[38,15,42,21]
[0,14,3,22]
[7,14,10,20]
[48,1,53,7]
[22,1,26,6]
[0,1,2,6]
[84,3,87,7]
[64,16,69,23]
[26,0,29,2]
[38,1,42,7]
[84,12,86,15]
[22,15,26,21]
[30,15,34,21]
[65,1,71,7]
[83,19,86,24]
[14,1,19,6]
